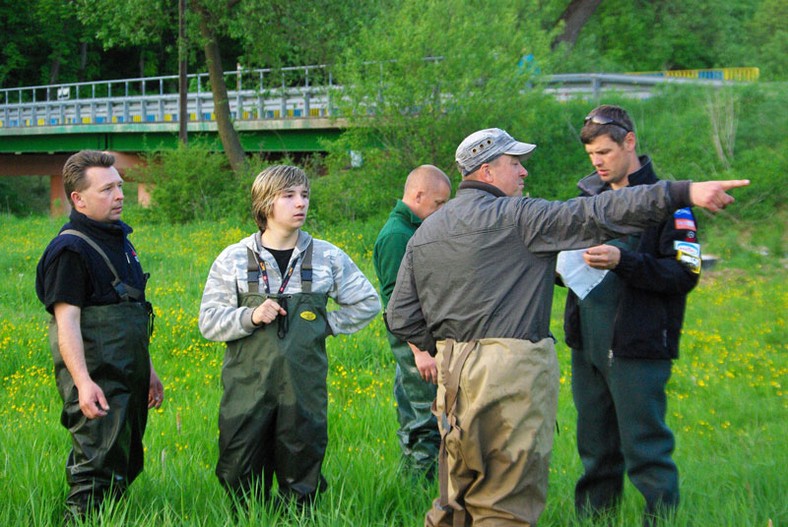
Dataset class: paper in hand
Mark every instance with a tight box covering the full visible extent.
[556,250,608,300]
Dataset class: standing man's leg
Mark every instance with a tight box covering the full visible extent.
[426,338,559,527]
[610,357,678,525]
[572,347,625,516]
[389,332,440,479]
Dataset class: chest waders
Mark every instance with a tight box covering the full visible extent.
[578,235,638,369]
[49,230,152,513]
[216,241,331,506]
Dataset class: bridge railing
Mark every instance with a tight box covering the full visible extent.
[0,66,756,129]
[0,64,340,128]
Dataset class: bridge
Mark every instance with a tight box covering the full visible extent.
[0,64,757,213]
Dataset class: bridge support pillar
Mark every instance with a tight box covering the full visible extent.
[138,184,151,207]
[50,173,70,216]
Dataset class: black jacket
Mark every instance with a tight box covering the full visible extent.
[36,209,148,313]
[563,156,700,360]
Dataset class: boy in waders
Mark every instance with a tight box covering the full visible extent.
[199,165,380,510]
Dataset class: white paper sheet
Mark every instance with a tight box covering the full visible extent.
[556,250,608,300]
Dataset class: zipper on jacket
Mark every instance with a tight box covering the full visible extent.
[608,349,614,368]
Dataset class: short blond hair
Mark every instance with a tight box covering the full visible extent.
[251,165,310,232]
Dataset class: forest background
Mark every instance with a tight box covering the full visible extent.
[0,0,785,525]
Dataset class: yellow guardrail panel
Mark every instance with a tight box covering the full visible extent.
[629,67,759,82]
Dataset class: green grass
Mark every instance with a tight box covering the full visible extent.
[0,213,785,526]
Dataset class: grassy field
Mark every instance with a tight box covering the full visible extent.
[0,213,785,526]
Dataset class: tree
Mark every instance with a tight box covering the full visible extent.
[76,0,247,173]
[551,0,603,50]
[74,0,387,174]
[0,0,103,88]
[312,0,574,222]
[192,1,247,173]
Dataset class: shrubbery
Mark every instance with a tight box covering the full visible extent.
[5,82,784,260]
[126,142,246,224]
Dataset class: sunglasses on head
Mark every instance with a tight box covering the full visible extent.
[584,114,632,133]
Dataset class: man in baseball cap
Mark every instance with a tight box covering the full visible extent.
[387,126,748,526]
[455,128,536,178]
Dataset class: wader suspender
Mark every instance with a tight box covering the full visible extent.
[246,241,313,338]
[60,229,144,302]
[246,241,313,293]
[437,338,477,527]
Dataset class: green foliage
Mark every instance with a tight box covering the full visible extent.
[0,176,50,216]
[76,0,174,49]
[744,0,788,80]
[650,84,786,222]
[130,142,246,224]
[125,144,327,225]
[0,0,94,86]
[313,0,558,221]
[553,0,772,75]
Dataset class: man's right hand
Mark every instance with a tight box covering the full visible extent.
[252,298,287,326]
[689,180,750,212]
[410,343,438,384]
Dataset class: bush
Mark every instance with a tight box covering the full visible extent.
[0,176,50,216]
[127,142,247,224]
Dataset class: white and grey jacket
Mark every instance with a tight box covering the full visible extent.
[199,230,380,342]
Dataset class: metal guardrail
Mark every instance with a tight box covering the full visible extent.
[0,64,338,129]
[0,66,755,129]
[542,72,734,101]
[629,67,760,82]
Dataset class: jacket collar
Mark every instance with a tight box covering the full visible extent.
[253,229,313,256]
[577,155,656,196]
[63,209,131,240]
[391,199,422,228]
[458,179,508,198]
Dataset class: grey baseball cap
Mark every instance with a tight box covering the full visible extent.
[455,128,536,177]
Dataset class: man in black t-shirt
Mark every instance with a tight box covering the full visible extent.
[35,150,164,522]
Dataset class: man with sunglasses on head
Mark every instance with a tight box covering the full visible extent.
[386,126,745,526]
[561,105,699,526]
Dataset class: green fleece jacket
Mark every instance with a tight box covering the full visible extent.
[373,199,421,309]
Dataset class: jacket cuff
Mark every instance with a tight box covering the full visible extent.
[668,180,692,209]
[613,248,635,277]
[241,307,259,332]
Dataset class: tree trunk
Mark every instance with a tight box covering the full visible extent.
[551,0,603,50]
[197,9,247,174]
[49,59,61,85]
[78,42,88,82]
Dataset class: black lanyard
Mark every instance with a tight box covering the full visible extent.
[255,252,299,295]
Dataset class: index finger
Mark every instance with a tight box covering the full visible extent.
[719,179,750,190]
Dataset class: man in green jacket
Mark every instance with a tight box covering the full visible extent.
[373,164,451,480]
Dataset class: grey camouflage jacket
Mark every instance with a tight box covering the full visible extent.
[199,230,380,342]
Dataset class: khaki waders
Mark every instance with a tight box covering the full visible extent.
[426,338,560,527]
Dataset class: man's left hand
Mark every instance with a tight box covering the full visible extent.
[148,368,164,409]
